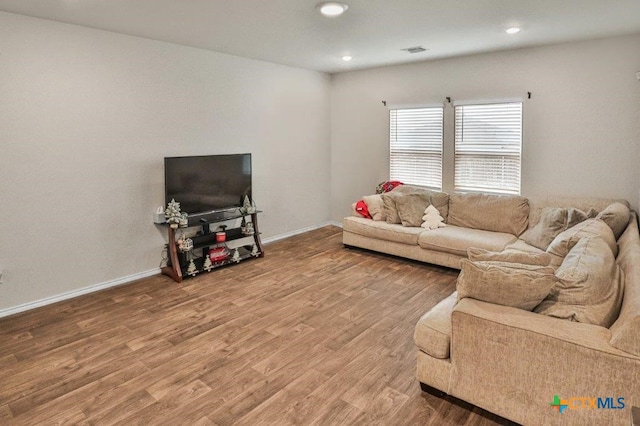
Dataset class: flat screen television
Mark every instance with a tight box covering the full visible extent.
[164,153,252,216]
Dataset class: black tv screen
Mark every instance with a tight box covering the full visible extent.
[164,153,252,215]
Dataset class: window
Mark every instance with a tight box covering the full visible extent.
[389,106,443,190]
[454,102,522,194]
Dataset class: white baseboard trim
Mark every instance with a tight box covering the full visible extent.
[0,222,343,318]
[262,221,340,244]
[0,268,160,319]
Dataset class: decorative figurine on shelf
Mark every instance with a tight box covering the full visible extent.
[165,199,182,229]
[186,258,198,276]
[241,195,252,214]
[232,248,241,263]
[251,244,259,257]
[244,221,254,235]
[179,212,189,228]
[176,231,193,252]
[202,255,213,272]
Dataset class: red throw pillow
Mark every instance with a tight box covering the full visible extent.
[355,200,372,219]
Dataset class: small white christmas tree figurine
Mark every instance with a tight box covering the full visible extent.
[202,255,213,272]
[232,248,241,263]
[165,199,182,229]
[251,244,259,257]
[242,195,252,214]
[186,258,198,276]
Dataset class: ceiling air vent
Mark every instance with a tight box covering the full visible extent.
[401,46,428,54]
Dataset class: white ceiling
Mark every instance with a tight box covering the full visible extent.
[1,0,639,74]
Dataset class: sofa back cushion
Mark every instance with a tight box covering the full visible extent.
[392,185,449,219]
[609,213,640,356]
[395,192,431,227]
[534,236,624,328]
[526,195,628,230]
[381,192,402,224]
[596,202,631,240]
[547,218,618,258]
[457,260,557,311]
[520,207,591,250]
[448,193,529,236]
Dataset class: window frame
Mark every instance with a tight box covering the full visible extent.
[388,104,444,191]
[453,100,523,195]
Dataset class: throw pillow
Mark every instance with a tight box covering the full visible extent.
[421,204,446,230]
[520,207,589,250]
[381,192,402,224]
[456,259,557,311]
[354,200,371,219]
[596,202,631,240]
[547,218,618,258]
[391,185,449,219]
[362,194,385,221]
[467,247,552,266]
[395,192,431,227]
[534,236,624,328]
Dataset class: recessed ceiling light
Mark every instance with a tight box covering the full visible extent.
[317,2,349,17]
[506,27,521,34]
[342,55,352,62]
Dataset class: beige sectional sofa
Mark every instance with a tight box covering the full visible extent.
[342,186,640,425]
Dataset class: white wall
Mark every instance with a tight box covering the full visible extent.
[330,34,640,221]
[0,12,331,312]
[1,12,638,315]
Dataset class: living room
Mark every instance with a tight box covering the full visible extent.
[0,1,639,424]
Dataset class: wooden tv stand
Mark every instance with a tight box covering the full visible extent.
[161,210,264,283]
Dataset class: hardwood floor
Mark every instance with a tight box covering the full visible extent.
[0,226,515,425]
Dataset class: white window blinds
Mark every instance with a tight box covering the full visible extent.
[454,102,522,194]
[389,106,443,190]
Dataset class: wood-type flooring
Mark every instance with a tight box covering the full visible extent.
[0,226,516,425]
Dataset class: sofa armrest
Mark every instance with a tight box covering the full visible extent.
[453,298,637,359]
[449,298,640,426]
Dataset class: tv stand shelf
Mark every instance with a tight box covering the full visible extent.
[161,210,264,283]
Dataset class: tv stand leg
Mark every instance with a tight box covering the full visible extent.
[251,212,264,257]
[161,226,183,283]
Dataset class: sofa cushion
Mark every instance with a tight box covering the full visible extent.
[414,292,457,359]
[547,218,618,258]
[520,207,589,250]
[381,192,402,224]
[426,191,450,221]
[392,185,449,219]
[534,236,624,328]
[343,216,424,245]
[418,225,517,256]
[395,192,431,227]
[596,202,631,240]
[362,194,384,221]
[447,193,529,236]
[457,260,557,311]
[467,247,552,266]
